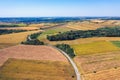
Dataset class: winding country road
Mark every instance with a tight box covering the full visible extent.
[28,31,82,80]
[49,45,81,80]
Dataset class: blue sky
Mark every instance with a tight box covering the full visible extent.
[0,0,120,17]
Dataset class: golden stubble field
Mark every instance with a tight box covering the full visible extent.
[66,20,120,30]
[0,45,76,80]
[72,41,120,80]
[0,30,40,49]
[75,51,120,80]
[0,45,68,66]
[0,27,40,30]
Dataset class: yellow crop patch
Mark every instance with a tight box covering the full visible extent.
[72,41,120,55]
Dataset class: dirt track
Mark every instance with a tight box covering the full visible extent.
[0,45,68,66]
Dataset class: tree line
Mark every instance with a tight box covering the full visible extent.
[0,29,27,35]
[47,26,120,41]
[0,24,26,27]
[56,44,75,58]
[21,32,44,45]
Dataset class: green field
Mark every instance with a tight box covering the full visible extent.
[111,41,120,48]
[71,41,120,55]
[0,58,76,80]
[38,27,72,41]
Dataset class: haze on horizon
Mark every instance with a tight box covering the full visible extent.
[0,0,120,17]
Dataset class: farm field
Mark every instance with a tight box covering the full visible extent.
[72,41,120,80]
[28,23,59,29]
[1,19,120,80]
[66,20,120,30]
[71,41,119,55]
[84,67,120,80]
[0,45,76,80]
[0,59,75,80]
[0,45,68,66]
[0,30,40,49]
[38,26,73,42]
[0,27,39,30]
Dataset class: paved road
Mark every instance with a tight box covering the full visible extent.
[49,45,81,80]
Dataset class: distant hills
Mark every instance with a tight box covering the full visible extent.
[0,17,120,24]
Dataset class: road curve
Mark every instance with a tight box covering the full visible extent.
[28,33,82,80]
[49,45,81,80]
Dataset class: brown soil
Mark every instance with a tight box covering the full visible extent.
[0,45,68,66]
[84,68,120,80]
[74,51,120,80]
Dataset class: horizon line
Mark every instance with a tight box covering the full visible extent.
[0,16,120,18]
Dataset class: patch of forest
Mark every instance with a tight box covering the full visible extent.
[47,26,120,41]
[21,32,44,45]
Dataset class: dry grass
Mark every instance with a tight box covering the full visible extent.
[66,20,120,30]
[0,27,39,30]
[71,40,120,80]
[0,30,40,44]
[0,58,76,80]
[84,67,120,80]
[74,51,120,73]
[0,43,15,49]
[0,45,68,66]
[74,49,120,80]
[28,23,58,28]
[0,45,75,80]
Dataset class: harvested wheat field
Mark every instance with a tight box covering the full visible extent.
[84,67,120,80]
[0,27,39,30]
[0,58,76,80]
[0,30,40,44]
[0,45,76,80]
[0,45,68,66]
[73,41,120,80]
[66,20,120,30]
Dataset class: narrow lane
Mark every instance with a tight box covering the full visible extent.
[49,45,81,80]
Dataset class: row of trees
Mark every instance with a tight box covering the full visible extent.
[47,26,120,41]
[0,29,27,35]
[0,24,25,27]
[56,44,75,58]
[21,39,44,45]
[21,32,44,45]
[30,32,42,39]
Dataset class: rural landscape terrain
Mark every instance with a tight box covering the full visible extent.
[1,17,120,80]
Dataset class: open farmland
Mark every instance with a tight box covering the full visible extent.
[0,45,76,80]
[0,30,40,49]
[0,27,39,30]
[84,67,120,80]
[28,23,59,29]
[71,41,120,80]
[0,45,68,66]
[38,26,73,42]
[0,59,75,80]
[74,51,120,80]
[71,41,119,55]
[66,20,120,30]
